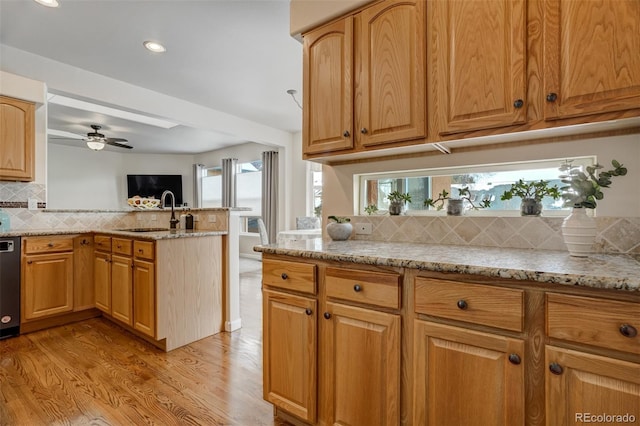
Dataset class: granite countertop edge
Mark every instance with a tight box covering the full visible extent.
[1,229,227,240]
[254,242,640,292]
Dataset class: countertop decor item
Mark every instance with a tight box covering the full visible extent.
[500,179,561,216]
[424,187,491,215]
[0,209,10,232]
[387,191,412,215]
[326,215,352,241]
[559,159,628,256]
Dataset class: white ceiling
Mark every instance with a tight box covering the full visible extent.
[0,0,303,154]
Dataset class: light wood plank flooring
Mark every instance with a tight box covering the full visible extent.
[0,258,282,425]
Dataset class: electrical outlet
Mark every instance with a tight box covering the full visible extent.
[136,213,143,222]
[151,214,157,221]
[208,215,217,223]
[28,198,38,210]
[355,223,372,235]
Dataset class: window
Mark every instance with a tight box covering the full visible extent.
[357,157,595,215]
[202,167,222,207]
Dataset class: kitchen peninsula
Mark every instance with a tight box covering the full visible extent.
[255,239,640,426]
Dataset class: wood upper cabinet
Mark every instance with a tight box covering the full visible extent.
[431,0,526,135]
[302,0,425,155]
[544,0,640,120]
[0,96,35,181]
[110,254,133,326]
[413,321,525,426]
[356,0,426,147]
[263,289,317,423]
[133,258,155,337]
[322,301,400,426]
[545,346,640,426]
[303,17,354,155]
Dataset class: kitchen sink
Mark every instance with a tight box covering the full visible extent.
[115,227,170,232]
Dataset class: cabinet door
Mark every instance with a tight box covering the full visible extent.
[73,236,94,311]
[133,259,155,338]
[111,254,133,326]
[546,346,640,426]
[544,0,640,120]
[432,0,526,135]
[357,0,426,147]
[263,290,317,423]
[413,321,525,426]
[22,252,74,320]
[303,17,354,155]
[323,302,400,426]
[94,251,111,313]
[0,96,34,181]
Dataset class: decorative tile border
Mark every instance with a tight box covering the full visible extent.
[344,215,640,254]
[0,201,47,208]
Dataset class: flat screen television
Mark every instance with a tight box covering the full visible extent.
[127,174,183,207]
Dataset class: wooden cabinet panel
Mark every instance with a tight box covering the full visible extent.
[546,346,640,426]
[73,236,94,311]
[325,266,400,309]
[413,321,525,426]
[133,240,155,260]
[262,258,317,295]
[112,238,132,256]
[94,251,111,313]
[133,259,156,338]
[94,235,112,252]
[431,0,526,134]
[110,254,133,326]
[303,17,354,154]
[23,236,74,254]
[22,252,74,320]
[357,0,426,147]
[544,0,640,120]
[263,290,317,423]
[415,277,524,332]
[323,302,400,426]
[0,95,34,181]
[547,293,640,355]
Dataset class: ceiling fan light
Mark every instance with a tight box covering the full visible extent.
[143,40,166,53]
[34,0,59,7]
[86,141,105,151]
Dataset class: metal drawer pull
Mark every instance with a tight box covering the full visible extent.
[281,273,288,280]
[508,354,521,365]
[546,92,558,102]
[305,308,313,316]
[323,312,331,320]
[48,242,54,247]
[353,284,362,292]
[549,363,563,375]
[620,324,637,338]
[343,130,350,137]
[456,299,468,310]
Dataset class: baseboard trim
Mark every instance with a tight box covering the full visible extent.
[225,318,242,332]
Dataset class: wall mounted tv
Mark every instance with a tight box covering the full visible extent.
[127,174,183,206]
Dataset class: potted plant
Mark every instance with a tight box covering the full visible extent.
[326,215,352,241]
[424,187,491,215]
[364,204,379,215]
[558,159,628,256]
[387,191,412,215]
[500,179,561,216]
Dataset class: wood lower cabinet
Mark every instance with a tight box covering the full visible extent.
[0,95,35,181]
[110,254,133,326]
[133,258,155,337]
[73,236,94,311]
[322,302,400,426]
[93,250,111,313]
[413,321,525,426]
[544,0,640,120]
[263,290,317,423]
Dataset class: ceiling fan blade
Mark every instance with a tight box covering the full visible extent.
[105,137,128,143]
[105,140,133,149]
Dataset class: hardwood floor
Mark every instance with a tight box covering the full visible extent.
[0,258,283,426]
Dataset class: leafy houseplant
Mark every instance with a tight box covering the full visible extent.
[326,215,352,241]
[387,191,412,215]
[558,159,628,257]
[364,204,379,215]
[500,179,561,216]
[424,187,491,215]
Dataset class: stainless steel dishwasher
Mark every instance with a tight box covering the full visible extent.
[0,237,21,339]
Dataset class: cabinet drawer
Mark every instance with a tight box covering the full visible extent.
[112,238,132,256]
[23,236,74,254]
[94,235,112,252]
[325,267,400,309]
[134,240,155,260]
[547,293,640,355]
[415,278,524,332]
[263,259,316,295]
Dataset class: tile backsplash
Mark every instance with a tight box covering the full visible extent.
[345,215,640,254]
[0,182,46,208]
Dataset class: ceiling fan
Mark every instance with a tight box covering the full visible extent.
[49,125,133,151]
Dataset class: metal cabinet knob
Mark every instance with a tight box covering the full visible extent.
[343,130,350,137]
[546,92,558,102]
[513,99,524,109]
[457,299,468,310]
[360,128,368,134]
[323,312,331,320]
[305,308,313,316]
[549,363,563,375]
[508,354,521,365]
[281,273,288,280]
[620,324,638,338]
[353,284,362,292]
[48,242,54,247]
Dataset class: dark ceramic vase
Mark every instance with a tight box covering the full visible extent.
[520,198,542,216]
[446,199,463,216]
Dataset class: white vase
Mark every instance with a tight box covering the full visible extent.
[326,222,353,241]
[561,208,596,257]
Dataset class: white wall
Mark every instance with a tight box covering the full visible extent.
[323,133,640,218]
[48,144,195,209]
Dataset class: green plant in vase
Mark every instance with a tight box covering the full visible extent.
[387,191,412,215]
[424,187,491,215]
[500,179,561,216]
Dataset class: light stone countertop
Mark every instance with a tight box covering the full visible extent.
[254,240,640,292]
[0,228,226,240]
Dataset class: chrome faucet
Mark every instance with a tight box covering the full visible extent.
[161,190,179,229]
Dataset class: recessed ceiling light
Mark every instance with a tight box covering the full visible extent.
[33,0,59,7]
[143,40,166,53]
